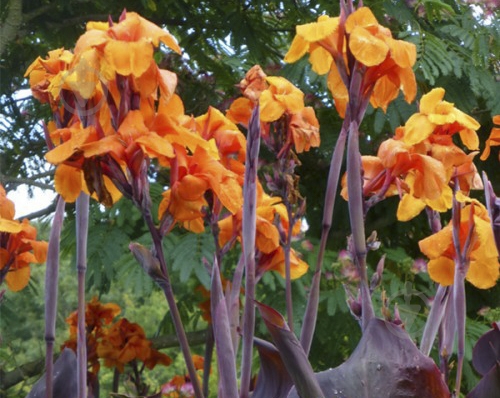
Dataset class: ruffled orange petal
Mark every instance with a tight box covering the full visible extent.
[259,89,286,122]
[348,26,389,66]
[0,218,23,233]
[402,114,435,146]
[5,265,31,292]
[427,257,455,286]
[104,40,153,77]
[176,175,208,201]
[284,34,309,63]
[467,256,499,289]
[327,64,348,118]
[345,7,379,33]
[420,88,445,115]
[396,194,426,221]
[54,164,83,203]
[296,15,338,42]
[308,44,333,75]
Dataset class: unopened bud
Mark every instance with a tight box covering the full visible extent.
[129,242,165,284]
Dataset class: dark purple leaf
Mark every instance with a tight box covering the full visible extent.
[467,363,500,398]
[27,348,77,398]
[252,338,293,398]
[211,259,238,398]
[472,323,500,376]
[255,301,324,398]
[288,318,450,398]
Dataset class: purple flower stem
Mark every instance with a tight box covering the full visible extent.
[240,106,261,398]
[44,196,65,398]
[298,120,347,354]
[228,255,244,354]
[141,207,204,398]
[284,204,295,332]
[450,191,471,397]
[76,192,90,398]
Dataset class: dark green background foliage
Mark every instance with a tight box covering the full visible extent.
[1,0,499,396]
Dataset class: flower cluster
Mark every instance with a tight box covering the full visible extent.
[226,65,320,155]
[419,199,499,289]
[62,297,171,374]
[342,88,482,221]
[0,185,48,292]
[284,7,417,117]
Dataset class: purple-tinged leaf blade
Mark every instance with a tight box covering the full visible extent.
[467,363,500,398]
[472,323,500,376]
[211,258,238,398]
[420,284,450,356]
[252,338,293,398]
[255,301,324,398]
[289,318,450,398]
[28,348,77,398]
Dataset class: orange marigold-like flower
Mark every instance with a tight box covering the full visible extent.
[419,201,500,289]
[0,185,48,292]
[97,318,171,373]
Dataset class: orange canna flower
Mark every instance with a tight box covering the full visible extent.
[65,11,181,101]
[289,107,321,153]
[402,88,480,148]
[24,48,73,107]
[419,201,500,289]
[194,107,247,174]
[0,186,48,292]
[258,246,309,280]
[158,145,243,233]
[480,115,500,161]
[62,297,121,374]
[259,76,305,122]
[285,7,416,117]
[97,318,171,373]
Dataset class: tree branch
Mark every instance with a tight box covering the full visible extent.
[0,0,23,58]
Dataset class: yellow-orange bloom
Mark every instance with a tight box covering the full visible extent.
[480,115,500,161]
[259,76,305,122]
[419,202,500,289]
[158,145,243,233]
[24,48,73,107]
[0,186,48,292]
[285,7,416,117]
[402,88,480,148]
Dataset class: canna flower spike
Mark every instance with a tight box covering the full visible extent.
[284,6,417,117]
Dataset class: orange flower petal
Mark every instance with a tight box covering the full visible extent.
[54,164,83,203]
[348,26,389,66]
[104,40,153,77]
[0,219,23,233]
[419,226,453,260]
[284,34,309,63]
[296,15,339,42]
[402,113,435,146]
[396,194,426,221]
[5,265,31,292]
[259,89,286,122]
[420,88,445,115]
[427,257,455,286]
[345,7,379,33]
[308,44,333,75]
[467,256,499,289]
